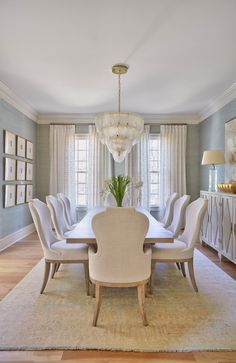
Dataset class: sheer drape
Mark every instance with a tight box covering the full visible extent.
[160,124,187,212]
[88,125,112,208]
[125,125,150,209]
[49,125,76,211]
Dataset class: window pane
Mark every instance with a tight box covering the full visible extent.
[150,184,159,194]
[77,150,87,161]
[77,184,87,194]
[77,139,87,150]
[149,139,158,149]
[150,194,159,206]
[77,172,87,183]
[150,173,158,183]
[78,161,87,171]
[77,194,87,206]
[149,149,158,161]
[149,161,158,172]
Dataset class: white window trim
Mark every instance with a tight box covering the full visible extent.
[75,134,89,208]
[148,133,160,209]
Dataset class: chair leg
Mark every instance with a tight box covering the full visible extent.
[180,262,186,277]
[176,262,181,270]
[137,284,148,326]
[83,261,90,296]
[51,263,57,279]
[40,261,51,294]
[93,284,102,326]
[148,261,156,294]
[188,258,198,292]
[56,263,60,272]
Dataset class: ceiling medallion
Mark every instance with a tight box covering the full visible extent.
[95,63,144,163]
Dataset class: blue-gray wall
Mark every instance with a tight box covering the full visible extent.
[36,124,49,202]
[200,99,236,191]
[0,100,37,239]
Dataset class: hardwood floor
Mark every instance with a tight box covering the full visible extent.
[0,233,235,362]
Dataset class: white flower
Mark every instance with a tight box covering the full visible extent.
[133,180,143,189]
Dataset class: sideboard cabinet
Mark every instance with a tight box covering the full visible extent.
[200,191,236,264]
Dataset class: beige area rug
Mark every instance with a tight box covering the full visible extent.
[0,250,236,352]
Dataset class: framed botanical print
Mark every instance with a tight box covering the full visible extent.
[16,160,26,181]
[26,162,33,181]
[4,185,16,208]
[4,157,16,181]
[16,184,25,205]
[26,140,33,160]
[17,136,26,157]
[26,184,33,202]
[4,130,16,155]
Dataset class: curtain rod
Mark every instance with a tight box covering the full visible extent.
[145,123,187,126]
[50,123,95,125]
[50,122,187,126]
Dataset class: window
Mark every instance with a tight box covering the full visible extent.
[148,134,160,207]
[75,134,89,207]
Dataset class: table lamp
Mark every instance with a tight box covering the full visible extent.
[201,150,225,192]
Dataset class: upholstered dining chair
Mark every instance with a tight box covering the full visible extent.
[57,193,76,229]
[160,192,178,228]
[29,199,89,294]
[151,198,208,292]
[167,195,191,237]
[89,207,151,326]
[46,195,73,239]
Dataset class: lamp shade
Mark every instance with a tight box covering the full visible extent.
[201,150,225,165]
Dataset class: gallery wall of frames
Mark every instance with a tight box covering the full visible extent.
[3,130,33,208]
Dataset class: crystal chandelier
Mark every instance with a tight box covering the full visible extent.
[95,64,144,163]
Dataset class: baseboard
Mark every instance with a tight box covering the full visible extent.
[0,223,35,252]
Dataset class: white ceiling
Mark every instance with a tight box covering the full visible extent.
[0,0,236,116]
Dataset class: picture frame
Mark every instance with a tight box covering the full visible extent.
[225,118,236,182]
[26,140,33,160]
[17,136,26,158]
[25,184,33,202]
[16,160,26,181]
[4,130,16,155]
[4,184,16,208]
[4,157,16,181]
[26,162,33,181]
[16,184,25,205]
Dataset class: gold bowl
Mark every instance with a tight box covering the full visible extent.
[217,182,236,194]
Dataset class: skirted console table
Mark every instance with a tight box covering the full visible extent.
[200,191,236,264]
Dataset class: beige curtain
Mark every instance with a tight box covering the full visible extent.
[49,124,76,209]
[125,125,150,209]
[88,125,112,208]
[160,125,187,212]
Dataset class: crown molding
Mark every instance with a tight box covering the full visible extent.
[1,78,235,125]
[37,112,200,125]
[0,80,38,122]
[200,82,236,122]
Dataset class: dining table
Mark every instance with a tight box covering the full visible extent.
[66,207,174,245]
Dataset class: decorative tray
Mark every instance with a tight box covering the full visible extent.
[217,183,236,194]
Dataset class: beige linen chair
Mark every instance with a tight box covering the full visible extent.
[57,193,76,229]
[160,192,178,228]
[29,199,89,294]
[151,198,208,292]
[46,195,73,239]
[89,207,151,326]
[167,195,190,237]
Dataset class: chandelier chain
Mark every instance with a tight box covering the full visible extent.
[118,74,121,113]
